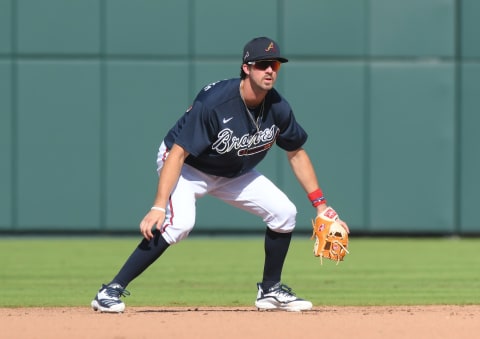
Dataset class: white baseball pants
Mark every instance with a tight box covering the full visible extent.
[156,142,297,244]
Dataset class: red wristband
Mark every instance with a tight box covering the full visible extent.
[308,188,323,201]
[307,189,327,207]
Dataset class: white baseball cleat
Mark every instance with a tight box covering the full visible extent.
[255,282,313,312]
[91,283,130,313]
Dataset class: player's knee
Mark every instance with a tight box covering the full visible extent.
[267,200,297,233]
[161,219,195,245]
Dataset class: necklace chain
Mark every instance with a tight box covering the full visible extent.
[244,100,264,133]
[240,82,264,133]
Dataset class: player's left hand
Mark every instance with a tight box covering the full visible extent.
[311,206,350,264]
[315,204,350,233]
[336,218,350,234]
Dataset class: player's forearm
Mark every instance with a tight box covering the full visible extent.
[288,149,330,214]
[287,148,320,193]
[153,144,189,208]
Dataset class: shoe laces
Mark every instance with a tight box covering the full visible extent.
[269,283,296,297]
[105,284,130,299]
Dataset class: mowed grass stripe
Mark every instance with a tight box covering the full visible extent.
[1,237,479,307]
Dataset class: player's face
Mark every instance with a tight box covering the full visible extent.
[246,60,280,91]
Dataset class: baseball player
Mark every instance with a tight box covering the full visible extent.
[91,36,349,313]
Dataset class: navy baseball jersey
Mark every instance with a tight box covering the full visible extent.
[164,78,308,178]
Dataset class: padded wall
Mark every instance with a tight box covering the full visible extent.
[1,0,479,234]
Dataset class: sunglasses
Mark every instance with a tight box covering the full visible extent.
[247,60,281,72]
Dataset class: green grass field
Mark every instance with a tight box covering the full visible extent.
[1,236,479,307]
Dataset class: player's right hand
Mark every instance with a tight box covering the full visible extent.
[139,210,166,240]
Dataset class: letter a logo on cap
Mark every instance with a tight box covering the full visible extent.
[265,42,275,52]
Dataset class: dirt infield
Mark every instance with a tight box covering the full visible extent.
[2,305,479,339]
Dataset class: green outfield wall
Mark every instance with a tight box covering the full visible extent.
[1,0,479,234]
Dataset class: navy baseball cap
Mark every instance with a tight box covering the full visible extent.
[242,37,288,64]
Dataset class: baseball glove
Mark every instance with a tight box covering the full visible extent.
[311,207,349,264]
